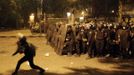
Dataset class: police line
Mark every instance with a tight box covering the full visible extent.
[46,22,68,55]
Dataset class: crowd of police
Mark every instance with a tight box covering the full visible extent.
[46,20,134,59]
[65,22,134,58]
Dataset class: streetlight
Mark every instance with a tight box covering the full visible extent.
[67,12,71,18]
[79,11,85,23]
[29,13,35,23]
[29,13,35,29]
[67,12,71,24]
[81,11,85,16]
[112,10,115,13]
[40,0,43,15]
[79,16,84,22]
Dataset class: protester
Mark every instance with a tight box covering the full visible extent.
[12,35,45,75]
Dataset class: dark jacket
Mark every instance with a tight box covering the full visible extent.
[12,40,36,57]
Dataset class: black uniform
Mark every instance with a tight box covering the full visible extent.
[103,26,109,56]
[128,31,134,58]
[12,37,44,75]
[108,28,119,57]
[95,27,105,56]
[82,28,88,54]
[79,27,88,54]
[65,26,75,55]
[119,28,130,58]
[87,28,96,58]
[75,30,82,56]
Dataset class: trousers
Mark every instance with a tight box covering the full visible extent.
[14,56,44,73]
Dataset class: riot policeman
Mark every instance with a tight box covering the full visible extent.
[75,25,86,56]
[80,26,88,54]
[87,25,96,58]
[102,24,109,56]
[108,25,119,57]
[128,26,134,58]
[119,26,130,59]
[65,25,75,56]
[95,25,105,57]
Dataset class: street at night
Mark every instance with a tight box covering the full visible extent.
[0,0,134,75]
[0,30,133,75]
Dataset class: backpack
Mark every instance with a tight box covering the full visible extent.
[28,43,36,56]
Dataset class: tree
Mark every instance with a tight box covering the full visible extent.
[43,0,92,17]
[0,0,19,28]
[92,0,119,18]
[16,0,38,27]
[76,0,91,9]
[43,0,69,17]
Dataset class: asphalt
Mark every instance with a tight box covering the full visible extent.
[0,29,134,75]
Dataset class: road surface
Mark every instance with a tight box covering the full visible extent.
[0,29,134,75]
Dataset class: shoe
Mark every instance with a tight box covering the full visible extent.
[12,72,17,75]
[39,70,45,75]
